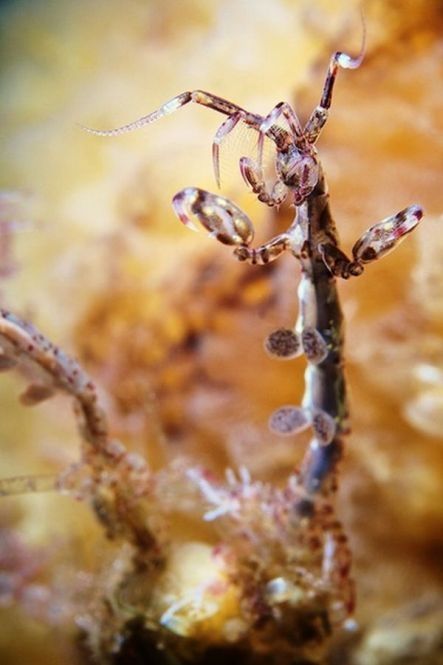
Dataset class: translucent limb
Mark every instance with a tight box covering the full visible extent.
[304,13,366,144]
[233,233,290,265]
[259,102,303,139]
[81,90,262,137]
[257,102,303,173]
[212,112,245,188]
[352,204,423,264]
[0,474,58,497]
[318,243,363,279]
[320,205,423,279]
[172,188,292,264]
[239,157,288,207]
[172,188,254,245]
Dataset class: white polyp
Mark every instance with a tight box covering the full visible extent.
[187,468,238,521]
[203,504,233,522]
[264,577,305,606]
[238,465,251,485]
[225,468,237,486]
[186,469,221,505]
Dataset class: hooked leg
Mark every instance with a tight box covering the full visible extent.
[303,18,366,144]
[351,204,423,265]
[172,187,255,245]
[82,89,262,138]
[319,204,423,279]
[240,157,288,207]
[172,187,291,264]
[239,101,302,206]
[258,101,303,162]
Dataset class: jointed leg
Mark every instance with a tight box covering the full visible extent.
[319,204,423,279]
[235,101,302,205]
[82,90,261,137]
[351,204,423,264]
[82,91,302,199]
[172,187,254,246]
[240,157,288,207]
[172,187,292,264]
[234,233,290,265]
[304,18,366,144]
[258,101,303,163]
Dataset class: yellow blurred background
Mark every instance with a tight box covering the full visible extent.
[1,0,442,663]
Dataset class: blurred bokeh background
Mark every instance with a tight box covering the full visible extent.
[1,0,443,663]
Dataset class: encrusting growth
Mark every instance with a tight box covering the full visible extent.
[1,22,423,665]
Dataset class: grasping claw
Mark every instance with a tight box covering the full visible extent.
[172,188,254,246]
[320,205,423,279]
[172,188,291,265]
[239,157,288,207]
[352,204,423,264]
